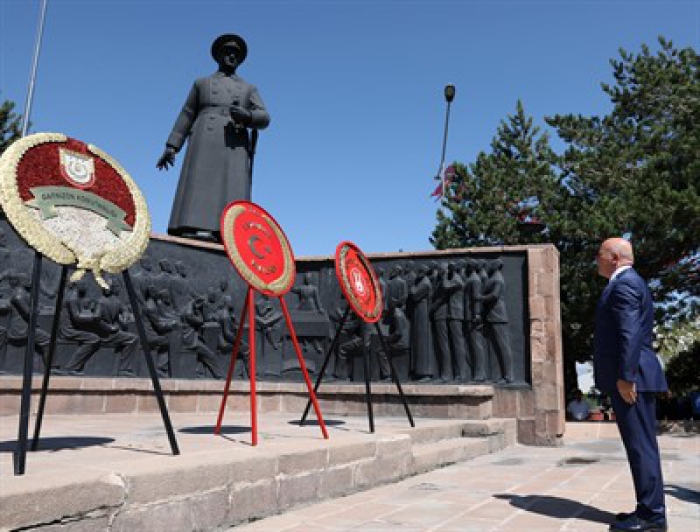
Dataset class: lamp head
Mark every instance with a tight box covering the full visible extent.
[444,84,456,103]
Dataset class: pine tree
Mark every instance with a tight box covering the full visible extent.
[433,38,700,388]
[431,100,563,249]
[0,99,22,155]
[547,37,700,319]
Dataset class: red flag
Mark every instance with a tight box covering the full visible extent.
[430,165,456,199]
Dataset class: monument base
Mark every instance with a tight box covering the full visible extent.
[0,375,553,445]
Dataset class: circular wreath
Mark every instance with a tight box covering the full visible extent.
[0,133,151,287]
[221,201,295,296]
[335,241,383,323]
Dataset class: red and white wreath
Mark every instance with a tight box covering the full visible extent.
[0,133,151,287]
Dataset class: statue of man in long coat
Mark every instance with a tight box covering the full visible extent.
[157,33,271,242]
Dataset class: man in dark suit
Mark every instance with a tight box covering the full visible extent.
[594,238,668,532]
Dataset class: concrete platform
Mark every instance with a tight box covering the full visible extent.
[0,412,516,531]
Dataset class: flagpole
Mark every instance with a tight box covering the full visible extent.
[437,84,455,198]
[21,0,50,137]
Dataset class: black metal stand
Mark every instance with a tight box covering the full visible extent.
[362,331,375,433]
[299,307,414,433]
[14,258,180,476]
[13,252,43,475]
[122,270,180,456]
[299,306,350,425]
[374,322,415,428]
[31,264,68,451]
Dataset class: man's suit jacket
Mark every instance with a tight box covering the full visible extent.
[594,268,668,393]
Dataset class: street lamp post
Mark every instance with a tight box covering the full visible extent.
[437,84,456,198]
[21,0,49,137]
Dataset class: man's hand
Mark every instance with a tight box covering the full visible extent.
[617,379,637,404]
[230,105,252,125]
[156,147,177,170]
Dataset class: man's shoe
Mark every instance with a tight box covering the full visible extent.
[609,514,667,531]
[615,512,635,521]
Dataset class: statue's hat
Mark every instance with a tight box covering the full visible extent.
[211,34,248,64]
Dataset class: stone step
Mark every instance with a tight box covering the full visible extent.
[412,436,492,475]
[405,418,516,445]
[0,414,516,531]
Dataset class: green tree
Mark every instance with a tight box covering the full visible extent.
[432,100,564,249]
[0,99,22,155]
[547,37,700,314]
[433,38,700,389]
[664,341,700,397]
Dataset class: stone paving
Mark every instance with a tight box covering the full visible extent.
[233,423,700,531]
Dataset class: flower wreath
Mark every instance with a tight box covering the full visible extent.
[0,133,151,287]
[220,201,295,296]
[335,242,383,323]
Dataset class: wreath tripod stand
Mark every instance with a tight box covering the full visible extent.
[214,285,328,445]
[14,252,180,476]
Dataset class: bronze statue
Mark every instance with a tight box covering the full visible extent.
[291,272,327,354]
[408,263,433,381]
[181,295,223,379]
[96,279,138,377]
[430,262,453,382]
[377,305,410,381]
[463,259,486,382]
[292,272,324,313]
[171,261,198,312]
[143,286,181,377]
[154,259,176,300]
[387,265,408,310]
[131,256,156,305]
[376,267,389,313]
[445,261,468,382]
[59,280,103,375]
[255,296,284,363]
[482,259,514,383]
[157,34,271,242]
[216,295,249,378]
[8,272,49,363]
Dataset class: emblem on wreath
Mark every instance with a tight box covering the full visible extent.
[0,133,151,287]
[221,201,295,297]
[335,241,383,323]
[59,149,96,187]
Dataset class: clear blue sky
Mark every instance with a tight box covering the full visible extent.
[1,0,698,256]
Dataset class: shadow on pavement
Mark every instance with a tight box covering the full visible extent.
[179,425,250,435]
[0,436,114,453]
[287,419,346,427]
[665,484,700,504]
[494,493,616,524]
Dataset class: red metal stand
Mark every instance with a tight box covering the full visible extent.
[214,287,328,444]
[279,297,329,439]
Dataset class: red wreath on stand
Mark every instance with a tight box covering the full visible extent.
[216,201,328,445]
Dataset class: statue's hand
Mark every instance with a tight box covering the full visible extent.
[156,147,177,170]
[230,105,252,126]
